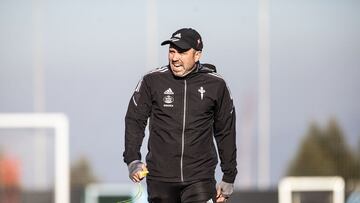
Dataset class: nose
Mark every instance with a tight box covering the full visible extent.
[172,52,181,61]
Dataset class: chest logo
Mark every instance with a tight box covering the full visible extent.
[163,95,174,104]
[163,88,174,107]
[164,88,174,95]
[198,86,206,100]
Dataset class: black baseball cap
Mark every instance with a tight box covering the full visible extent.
[161,28,203,51]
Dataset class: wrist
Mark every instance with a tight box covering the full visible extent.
[128,160,141,167]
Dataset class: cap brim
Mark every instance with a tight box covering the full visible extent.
[161,40,192,50]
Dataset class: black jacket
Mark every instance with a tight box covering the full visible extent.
[123,63,237,183]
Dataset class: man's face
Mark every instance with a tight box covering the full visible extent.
[168,44,201,77]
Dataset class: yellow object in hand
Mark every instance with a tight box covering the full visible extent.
[139,169,149,179]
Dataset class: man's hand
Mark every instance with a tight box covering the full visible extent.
[216,181,234,202]
[128,160,148,182]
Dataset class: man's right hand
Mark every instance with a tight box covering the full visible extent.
[216,181,234,202]
[128,160,148,182]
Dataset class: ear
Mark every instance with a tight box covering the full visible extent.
[194,51,202,62]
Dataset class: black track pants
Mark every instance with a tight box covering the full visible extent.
[146,179,217,203]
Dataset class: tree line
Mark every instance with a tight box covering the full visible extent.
[287,118,360,184]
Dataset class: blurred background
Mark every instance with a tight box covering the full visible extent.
[0,0,359,202]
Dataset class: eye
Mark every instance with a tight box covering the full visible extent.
[180,51,188,56]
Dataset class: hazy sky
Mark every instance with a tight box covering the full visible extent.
[0,0,359,189]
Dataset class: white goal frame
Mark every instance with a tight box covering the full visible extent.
[0,113,69,203]
[279,176,345,203]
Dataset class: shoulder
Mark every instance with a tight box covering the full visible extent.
[205,72,233,98]
[144,66,169,79]
[203,72,227,85]
[133,66,169,91]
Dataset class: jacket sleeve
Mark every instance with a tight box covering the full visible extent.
[123,76,152,165]
[213,81,238,183]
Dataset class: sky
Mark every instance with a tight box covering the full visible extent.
[0,0,359,190]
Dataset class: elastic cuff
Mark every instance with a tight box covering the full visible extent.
[222,175,235,184]
[128,160,141,167]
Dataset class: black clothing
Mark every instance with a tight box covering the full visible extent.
[147,179,216,203]
[123,63,237,183]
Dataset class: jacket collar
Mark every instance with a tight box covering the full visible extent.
[169,62,217,79]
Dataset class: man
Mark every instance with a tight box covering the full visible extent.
[123,28,237,203]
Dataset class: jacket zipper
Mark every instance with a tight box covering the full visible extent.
[180,80,187,182]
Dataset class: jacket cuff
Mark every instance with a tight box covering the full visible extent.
[222,174,236,184]
[128,160,141,167]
